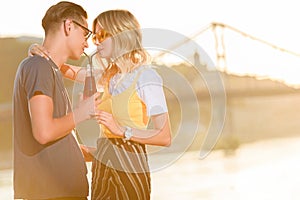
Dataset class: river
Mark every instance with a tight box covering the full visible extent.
[1,136,300,200]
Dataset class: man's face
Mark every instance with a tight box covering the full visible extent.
[67,19,91,60]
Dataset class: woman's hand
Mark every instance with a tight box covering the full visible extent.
[95,111,124,137]
[28,43,50,59]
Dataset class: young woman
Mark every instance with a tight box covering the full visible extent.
[90,10,171,200]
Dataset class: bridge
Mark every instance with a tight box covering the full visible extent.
[153,22,300,88]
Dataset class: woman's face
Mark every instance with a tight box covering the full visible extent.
[94,23,113,59]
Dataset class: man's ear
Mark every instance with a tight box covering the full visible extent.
[64,19,72,36]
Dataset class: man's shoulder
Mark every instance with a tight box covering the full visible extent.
[20,56,52,72]
[22,55,49,66]
[16,56,55,83]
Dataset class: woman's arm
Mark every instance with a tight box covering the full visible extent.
[96,111,171,147]
[28,43,103,82]
[130,113,171,146]
[60,63,85,82]
[61,64,103,83]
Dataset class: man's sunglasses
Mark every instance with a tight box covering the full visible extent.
[72,20,93,40]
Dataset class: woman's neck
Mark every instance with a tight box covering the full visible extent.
[115,60,138,74]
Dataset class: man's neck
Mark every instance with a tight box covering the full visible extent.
[43,36,68,69]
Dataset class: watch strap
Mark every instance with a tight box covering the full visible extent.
[124,126,133,140]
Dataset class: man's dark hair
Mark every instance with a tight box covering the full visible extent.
[42,1,88,34]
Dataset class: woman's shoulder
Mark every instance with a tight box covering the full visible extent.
[138,65,162,83]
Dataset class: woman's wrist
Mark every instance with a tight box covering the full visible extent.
[124,126,133,140]
[117,126,132,139]
[118,126,126,137]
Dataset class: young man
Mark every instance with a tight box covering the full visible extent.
[13,1,101,199]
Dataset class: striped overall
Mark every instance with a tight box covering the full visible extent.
[91,71,151,200]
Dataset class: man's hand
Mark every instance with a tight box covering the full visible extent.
[80,145,96,162]
[73,92,102,124]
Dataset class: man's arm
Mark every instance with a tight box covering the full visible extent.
[29,93,101,144]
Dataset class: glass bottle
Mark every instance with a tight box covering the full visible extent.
[83,63,97,99]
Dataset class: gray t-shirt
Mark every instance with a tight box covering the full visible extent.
[13,56,88,199]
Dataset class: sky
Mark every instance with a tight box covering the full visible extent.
[1,0,300,86]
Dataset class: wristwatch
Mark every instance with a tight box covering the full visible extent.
[124,126,133,140]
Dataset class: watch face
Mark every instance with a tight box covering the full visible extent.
[125,127,132,140]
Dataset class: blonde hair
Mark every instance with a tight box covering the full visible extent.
[93,10,150,85]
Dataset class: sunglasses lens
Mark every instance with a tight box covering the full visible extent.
[92,30,111,44]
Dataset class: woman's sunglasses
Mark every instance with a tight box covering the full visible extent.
[92,29,112,44]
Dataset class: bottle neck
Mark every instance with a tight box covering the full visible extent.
[86,64,93,77]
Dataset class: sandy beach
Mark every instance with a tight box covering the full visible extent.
[1,136,300,200]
